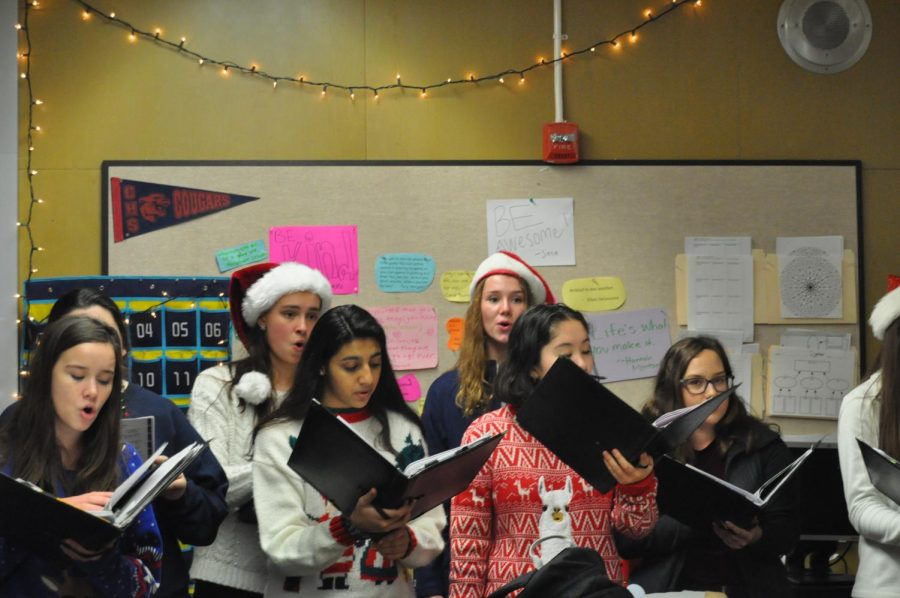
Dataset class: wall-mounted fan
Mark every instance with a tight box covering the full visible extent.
[777,0,873,74]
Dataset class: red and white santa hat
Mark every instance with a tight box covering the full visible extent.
[229,261,333,349]
[469,251,555,304]
[870,274,900,340]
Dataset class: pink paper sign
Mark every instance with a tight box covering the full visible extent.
[397,374,422,403]
[268,226,359,295]
[369,305,438,371]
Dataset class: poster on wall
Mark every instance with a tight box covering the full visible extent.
[23,276,231,408]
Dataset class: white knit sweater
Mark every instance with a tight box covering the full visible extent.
[187,364,273,593]
[838,372,900,598]
[253,408,445,597]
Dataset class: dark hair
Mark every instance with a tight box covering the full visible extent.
[0,316,125,494]
[494,304,590,409]
[255,304,421,454]
[48,287,130,352]
[642,336,769,461]
[875,318,900,459]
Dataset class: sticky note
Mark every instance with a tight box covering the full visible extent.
[440,271,475,303]
[269,226,359,295]
[368,305,438,370]
[375,253,436,293]
[446,317,464,351]
[215,240,268,273]
[562,277,626,311]
[397,374,422,402]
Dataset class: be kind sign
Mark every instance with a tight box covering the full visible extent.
[586,308,672,383]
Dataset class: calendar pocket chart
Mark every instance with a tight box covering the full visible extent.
[23,276,231,409]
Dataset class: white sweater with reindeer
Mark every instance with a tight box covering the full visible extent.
[253,407,446,597]
[449,405,658,598]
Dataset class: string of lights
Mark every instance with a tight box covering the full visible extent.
[15,0,704,358]
[71,0,702,98]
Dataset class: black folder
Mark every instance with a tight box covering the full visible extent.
[857,437,900,505]
[654,443,815,529]
[516,357,736,493]
[287,400,504,520]
[0,439,207,565]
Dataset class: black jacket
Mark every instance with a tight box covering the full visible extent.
[616,424,799,598]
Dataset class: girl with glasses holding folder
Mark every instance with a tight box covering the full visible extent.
[618,336,798,598]
[838,279,900,598]
[0,316,162,597]
[252,304,445,597]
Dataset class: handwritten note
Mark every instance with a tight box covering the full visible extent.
[446,317,465,351]
[269,226,359,295]
[369,305,438,370]
[585,308,672,383]
[397,373,422,403]
[440,271,475,303]
[215,240,268,273]
[561,277,626,311]
[375,253,435,293]
[486,198,575,266]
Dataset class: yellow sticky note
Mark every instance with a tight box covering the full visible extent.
[446,317,465,351]
[440,270,475,303]
[561,277,626,311]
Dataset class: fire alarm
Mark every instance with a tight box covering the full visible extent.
[542,122,580,164]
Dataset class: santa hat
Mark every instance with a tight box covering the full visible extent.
[870,275,900,340]
[469,251,555,304]
[229,261,333,350]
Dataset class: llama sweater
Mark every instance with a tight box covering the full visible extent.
[253,408,446,597]
[449,405,658,598]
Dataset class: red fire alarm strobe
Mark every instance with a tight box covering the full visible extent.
[542,122,580,164]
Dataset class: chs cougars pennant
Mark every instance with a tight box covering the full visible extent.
[110,177,259,242]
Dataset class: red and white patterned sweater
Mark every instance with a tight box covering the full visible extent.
[449,405,658,598]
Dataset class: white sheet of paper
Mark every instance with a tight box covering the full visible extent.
[686,255,755,341]
[768,346,855,419]
[685,236,751,256]
[776,236,844,319]
[485,197,575,266]
[586,308,672,383]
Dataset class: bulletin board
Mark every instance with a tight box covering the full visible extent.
[102,160,863,437]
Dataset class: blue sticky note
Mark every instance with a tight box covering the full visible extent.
[375,253,436,293]
[215,240,268,272]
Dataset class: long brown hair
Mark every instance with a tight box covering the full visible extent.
[642,336,771,462]
[0,316,124,494]
[455,277,532,416]
[876,318,900,458]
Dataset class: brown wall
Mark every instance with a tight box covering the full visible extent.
[18,0,900,365]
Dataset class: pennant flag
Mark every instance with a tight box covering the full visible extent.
[111,178,259,242]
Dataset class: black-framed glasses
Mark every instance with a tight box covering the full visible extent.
[680,374,733,395]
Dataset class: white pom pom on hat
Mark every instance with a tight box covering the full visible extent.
[228,261,333,349]
[233,371,272,405]
[469,251,555,304]
[870,275,900,340]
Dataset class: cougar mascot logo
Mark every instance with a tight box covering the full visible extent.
[138,193,171,222]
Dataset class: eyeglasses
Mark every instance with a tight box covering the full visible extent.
[680,374,733,395]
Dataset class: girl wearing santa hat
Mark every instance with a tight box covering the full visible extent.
[838,276,900,598]
[416,251,553,597]
[188,262,332,598]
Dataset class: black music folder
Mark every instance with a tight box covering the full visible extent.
[655,442,816,529]
[516,357,737,493]
[0,439,207,564]
[287,400,504,520]
[858,437,900,505]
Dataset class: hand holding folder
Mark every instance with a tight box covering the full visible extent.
[287,400,504,521]
[516,357,737,493]
[0,439,208,565]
